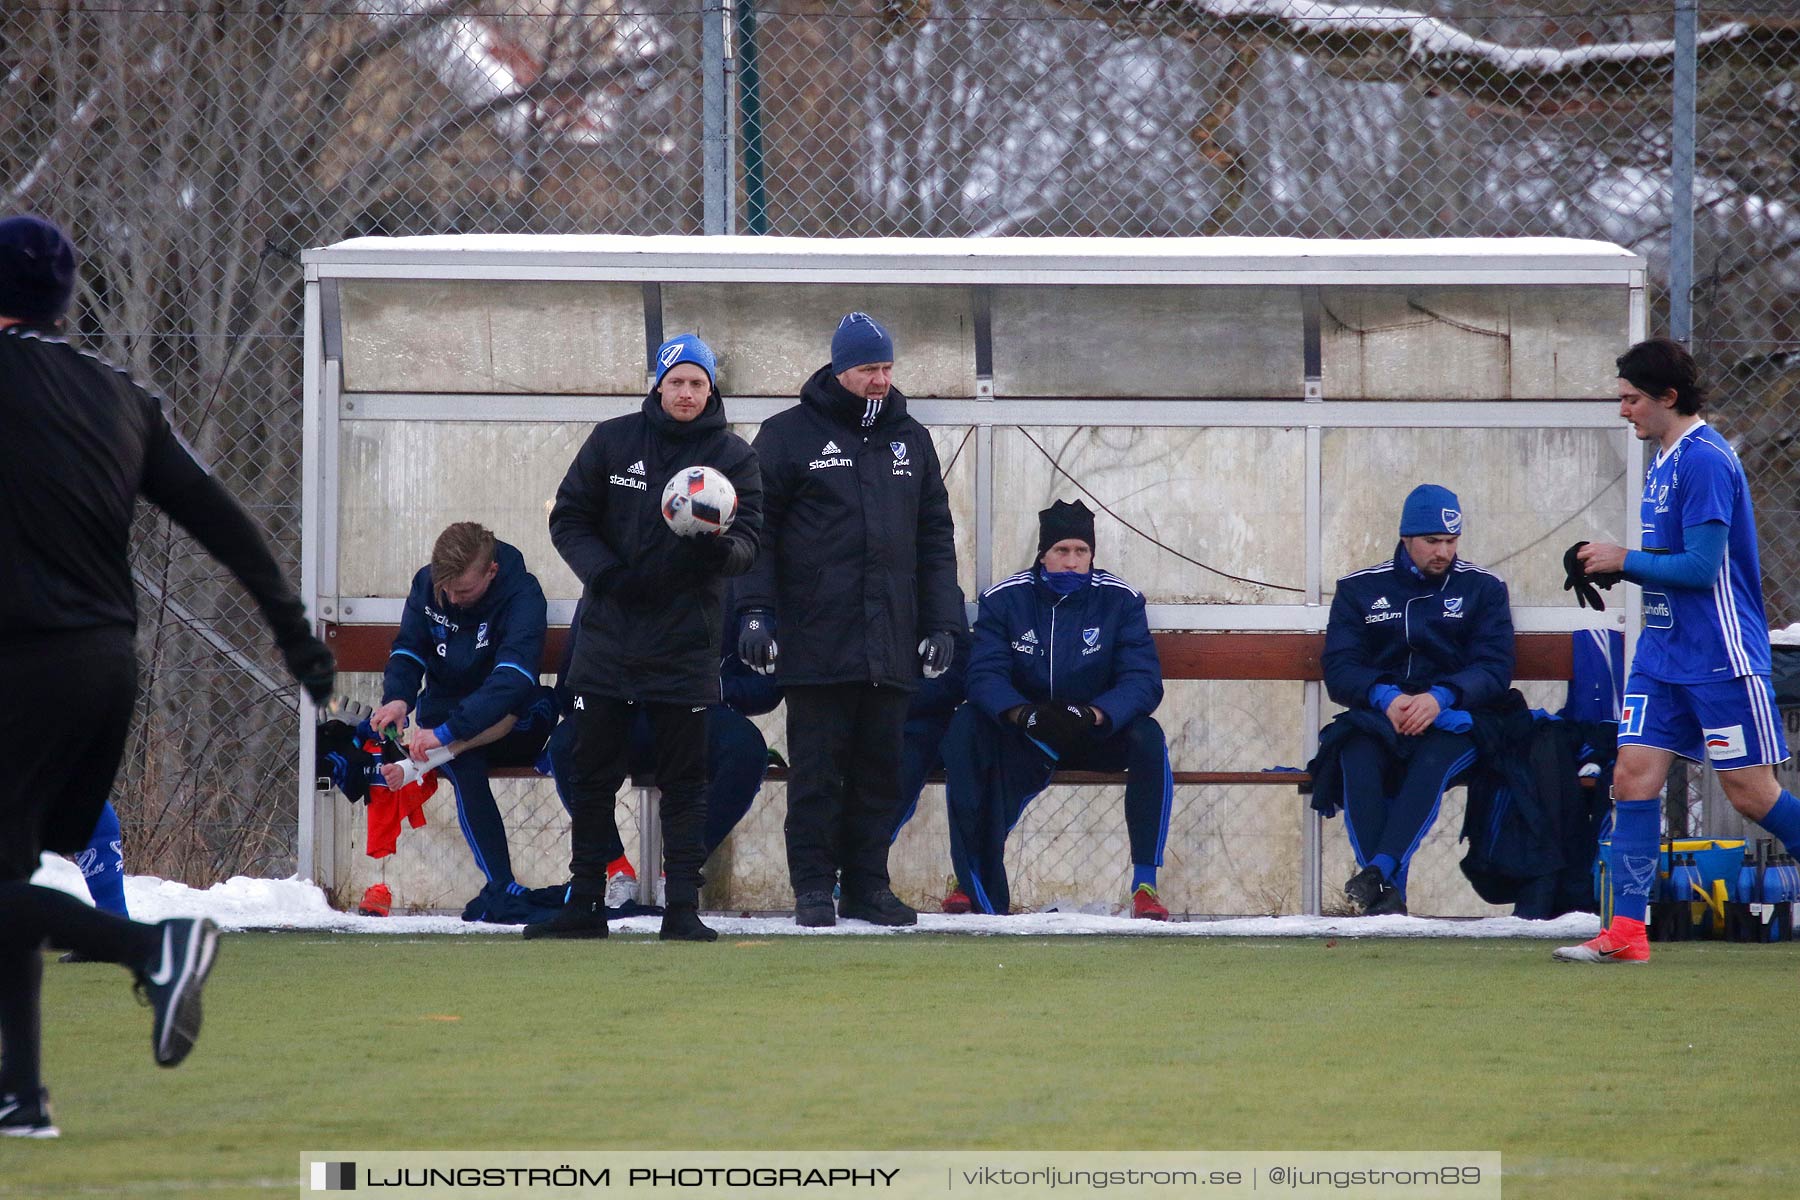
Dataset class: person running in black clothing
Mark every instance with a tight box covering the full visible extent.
[0,215,334,1138]
[735,312,962,928]
[527,333,761,943]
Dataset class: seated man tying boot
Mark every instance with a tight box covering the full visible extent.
[944,500,1172,918]
[370,521,557,921]
[1310,484,1516,915]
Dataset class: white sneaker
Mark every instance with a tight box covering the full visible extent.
[604,866,638,909]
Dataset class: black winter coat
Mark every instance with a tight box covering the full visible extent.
[737,365,961,691]
[549,388,761,705]
[0,327,311,646]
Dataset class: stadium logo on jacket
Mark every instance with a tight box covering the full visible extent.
[609,472,648,490]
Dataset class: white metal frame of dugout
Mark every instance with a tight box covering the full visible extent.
[299,235,1648,915]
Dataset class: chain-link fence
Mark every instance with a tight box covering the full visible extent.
[5,1,1797,901]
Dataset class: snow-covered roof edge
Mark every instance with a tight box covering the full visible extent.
[304,235,1644,283]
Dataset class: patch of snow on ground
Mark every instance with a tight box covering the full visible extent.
[31,855,1599,940]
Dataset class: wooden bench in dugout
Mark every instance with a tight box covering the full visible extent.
[321,626,1579,788]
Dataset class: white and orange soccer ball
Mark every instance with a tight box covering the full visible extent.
[660,465,738,537]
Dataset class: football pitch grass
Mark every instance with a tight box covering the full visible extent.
[14,932,1798,1199]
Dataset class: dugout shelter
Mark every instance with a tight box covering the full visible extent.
[299,235,1646,917]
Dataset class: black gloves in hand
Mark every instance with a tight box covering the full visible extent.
[1012,702,1096,754]
[737,610,778,675]
[279,632,336,706]
[1562,541,1623,612]
[670,531,733,583]
[918,631,956,679]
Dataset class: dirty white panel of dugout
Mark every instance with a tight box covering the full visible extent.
[336,280,646,394]
[336,421,589,599]
[1320,426,1628,607]
[990,286,1302,397]
[989,426,1306,604]
[661,283,975,397]
[1319,285,1628,400]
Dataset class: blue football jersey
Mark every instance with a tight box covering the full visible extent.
[1632,421,1772,682]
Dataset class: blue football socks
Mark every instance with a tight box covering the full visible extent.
[1611,798,1661,923]
[1757,790,1800,858]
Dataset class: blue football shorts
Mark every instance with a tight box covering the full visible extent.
[1618,672,1791,770]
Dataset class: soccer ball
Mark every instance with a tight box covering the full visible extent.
[660,465,737,536]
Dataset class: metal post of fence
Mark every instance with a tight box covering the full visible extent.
[702,0,735,234]
[1669,0,1698,343]
[737,0,767,235]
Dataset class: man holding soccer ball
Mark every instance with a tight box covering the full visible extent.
[530,334,761,942]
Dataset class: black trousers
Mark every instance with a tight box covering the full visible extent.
[783,683,910,898]
[564,696,708,907]
[0,629,160,1095]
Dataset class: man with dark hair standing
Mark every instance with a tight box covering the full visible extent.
[736,312,962,927]
[0,215,334,1136]
[1314,484,1515,916]
[368,520,554,921]
[531,333,761,943]
[1557,338,1800,964]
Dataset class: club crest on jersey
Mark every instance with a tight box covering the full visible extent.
[1443,596,1464,618]
[476,621,490,648]
[1081,627,1102,655]
[1704,724,1747,762]
[1441,508,1462,534]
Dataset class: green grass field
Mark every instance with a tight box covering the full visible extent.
[10,932,1798,1198]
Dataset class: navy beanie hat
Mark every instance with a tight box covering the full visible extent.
[830,312,894,374]
[1038,499,1097,557]
[652,332,716,388]
[0,215,77,325]
[1399,484,1463,537]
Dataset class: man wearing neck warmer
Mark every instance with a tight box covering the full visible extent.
[1311,484,1515,916]
[534,333,762,943]
[945,500,1171,918]
[735,312,962,928]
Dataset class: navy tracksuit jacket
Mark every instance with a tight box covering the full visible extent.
[1314,544,1514,893]
[382,541,551,895]
[947,567,1170,914]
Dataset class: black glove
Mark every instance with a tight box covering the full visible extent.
[668,532,733,585]
[279,631,336,706]
[737,610,778,676]
[1012,702,1094,755]
[1562,541,1623,612]
[918,631,956,679]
